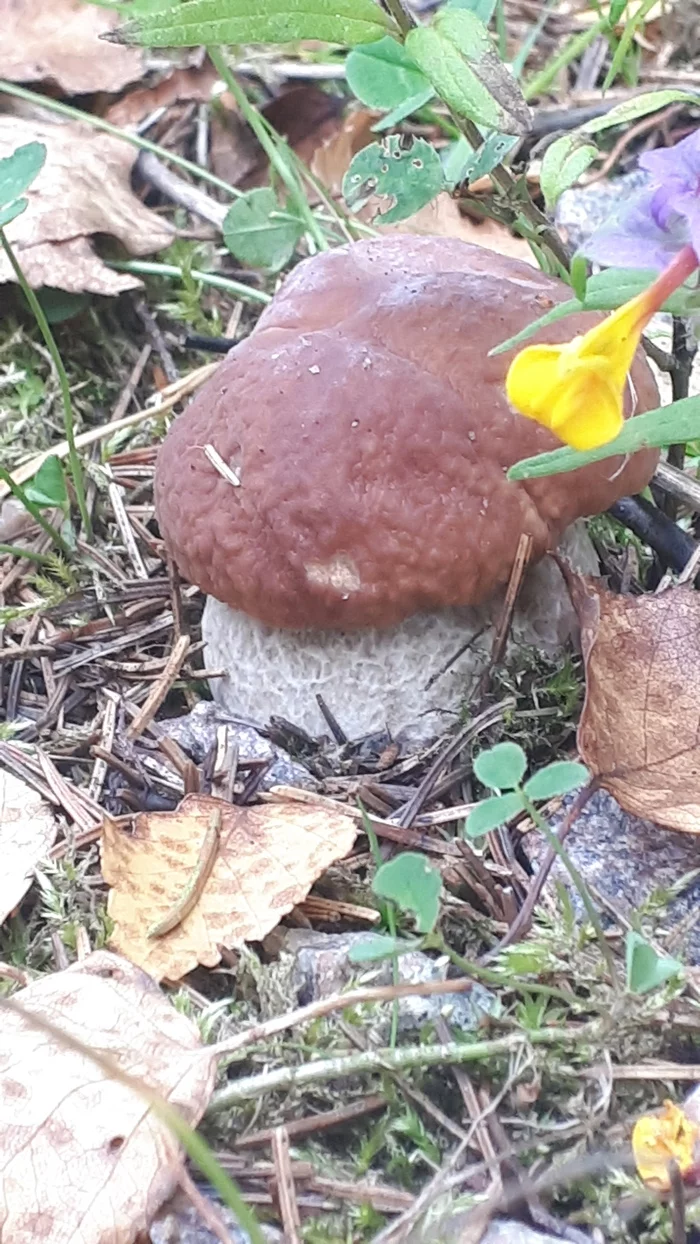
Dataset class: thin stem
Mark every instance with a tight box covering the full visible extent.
[0,468,71,555]
[0,78,242,199]
[0,543,54,565]
[209,1023,596,1111]
[107,260,270,304]
[521,793,620,992]
[523,19,609,101]
[208,47,328,254]
[666,315,698,516]
[423,933,584,1006]
[1,232,90,538]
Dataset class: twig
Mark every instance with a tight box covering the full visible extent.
[271,1127,302,1244]
[235,1094,386,1149]
[209,1025,594,1111]
[177,1166,236,1244]
[136,150,227,229]
[669,1160,687,1244]
[480,532,533,695]
[128,634,191,739]
[654,460,700,515]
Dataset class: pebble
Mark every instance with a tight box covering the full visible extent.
[281,929,499,1033]
[159,702,317,791]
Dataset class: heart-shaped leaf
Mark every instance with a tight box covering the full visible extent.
[372,852,441,933]
[474,742,527,791]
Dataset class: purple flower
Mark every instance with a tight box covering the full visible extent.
[579,127,700,270]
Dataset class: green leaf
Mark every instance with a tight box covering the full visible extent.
[372,88,436,131]
[474,741,527,791]
[507,395,700,481]
[347,933,409,963]
[23,456,68,510]
[490,266,696,357]
[36,289,90,325]
[405,8,531,136]
[583,89,700,135]
[342,135,445,225]
[540,134,597,212]
[608,0,628,23]
[222,188,304,271]
[625,931,683,995]
[465,791,525,838]
[524,761,589,801]
[108,0,396,46]
[346,36,433,110]
[446,130,517,188]
[0,140,46,227]
[569,253,588,303]
[372,852,442,934]
[446,0,498,22]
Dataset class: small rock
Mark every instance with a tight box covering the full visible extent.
[282,929,498,1033]
[150,1192,282,1243]
[159,702,316,791]
[407,1211,596,1244]
[523,789,700,964]
[554,170,649,252]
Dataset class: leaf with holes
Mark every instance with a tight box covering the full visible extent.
[346,36,433,111]
[343,135,445,224]
[0,140,45,228]
[372,852,441,933]
[465,791,525,838]
[540,134,597,211]
[108,0,396,47]
[223,188,304,271]
[626,931,683,995]
[406,8,531,135]
[474,742,527,791]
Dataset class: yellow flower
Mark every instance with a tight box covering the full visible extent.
[505,245,698,452]
[632,1100,700,1193]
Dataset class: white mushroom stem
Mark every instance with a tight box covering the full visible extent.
[202,524,598,742]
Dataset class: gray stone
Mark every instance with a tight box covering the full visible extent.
[282,929,499,1033]
[150,1193,281,1243]
[523,789,700,963]
[554,170,650,253]
[407,1210,597,1244]
[158,702,316,791]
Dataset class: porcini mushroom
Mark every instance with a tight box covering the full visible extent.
[155,235,658,738]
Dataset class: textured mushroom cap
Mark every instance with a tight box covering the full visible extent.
[155,235,659,630]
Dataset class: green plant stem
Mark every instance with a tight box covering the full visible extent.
[0,467,71,556]
[0,79,242,200]
[209,1022,596,1110]
[521,793,620,992]
[523,18,608,101]
[1,232,90,538]
[422,933,582,1006]
[0,543,54,565]
[107,260,271,303]
[208,47,328,254]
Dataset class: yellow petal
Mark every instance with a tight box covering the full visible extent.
[548,359,624,451]
[633,1101,700,1193]
[504,343,567,428]
[576,290,651,388]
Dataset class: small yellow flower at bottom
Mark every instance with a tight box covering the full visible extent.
[505,289,654,452]
[632,1100,700,1193]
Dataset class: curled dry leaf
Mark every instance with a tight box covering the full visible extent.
[574,577,700,833]
[0,768,57,923]
[0,0,146,93]
[102,793,359,981]
[105,64,219,129]
[0,951,215,1244]
[379,191,536,264]
[0,115,175,295]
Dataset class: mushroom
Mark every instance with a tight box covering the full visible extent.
[155,235,658,739]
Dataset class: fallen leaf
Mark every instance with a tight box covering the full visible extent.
[574,577,700,832]
[310,107,379,199]
[0,115,175,294]
[0,0,146,94]
[105,64,219,129]
[102,793,358,981]
[378,191,537,264]
[0,769,57,923]
[0,950,215,1244]
[633,1100,700,1192]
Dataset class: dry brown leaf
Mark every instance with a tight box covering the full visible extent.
[0,115,175,294]
[0,950,215,1244]
[310,107,379,199]
[574,577,700,833]
[102,793,358,981]
[377,192,537,265]
[0,769,56,923]
[105,65,219,130]
[0,0,146,93]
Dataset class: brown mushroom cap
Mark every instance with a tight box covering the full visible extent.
[155,235,659,630]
